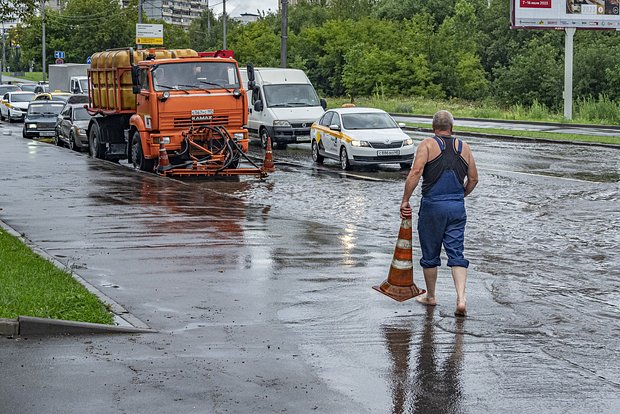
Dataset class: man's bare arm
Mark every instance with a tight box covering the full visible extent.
[464,145,478,197]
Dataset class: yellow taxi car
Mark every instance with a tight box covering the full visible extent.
[310,107,415,170]
[33,91,73,103]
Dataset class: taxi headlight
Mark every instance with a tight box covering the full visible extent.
[233,133,245,141]
[27,123,37,129]
[404,138,414,146]
[273,120,291,127]
[351,140,370,147]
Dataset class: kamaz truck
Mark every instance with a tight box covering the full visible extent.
[86,48,264,177]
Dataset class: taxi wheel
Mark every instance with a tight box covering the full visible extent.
[0,112,4,121]
[312,140,324,164]
[340,147,351,171]
[7,115,11,124]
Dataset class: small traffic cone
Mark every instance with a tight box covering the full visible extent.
[262,136,276,173]
[157,142,170,173]
[372,210,425,302]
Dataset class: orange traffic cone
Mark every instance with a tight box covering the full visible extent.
[157,142,170,173]
[262,136,276,173]
[372,210,425,302]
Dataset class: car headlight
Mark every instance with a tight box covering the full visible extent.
[27,123,37,129]
[273,120,291,127]
[404,138,414,146]
[351,140,370,147]
[233,133,245,141]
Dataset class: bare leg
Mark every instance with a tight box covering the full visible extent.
[416,267,437,306]
[451,266,467,315]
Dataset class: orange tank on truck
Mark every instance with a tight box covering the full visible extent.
[86,48,265,177]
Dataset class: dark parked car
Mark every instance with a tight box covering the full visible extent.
[22,101,66,139]
[55,103,92,151]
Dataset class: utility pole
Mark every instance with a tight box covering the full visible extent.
[41,0,46,82]
[137,0,143,49]
[280,0,288,68]
[222,0,226,49]
[0,22,4,84]
[207,0,210,36]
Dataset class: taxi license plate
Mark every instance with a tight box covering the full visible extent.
[377,150,399,156]
[296,135,310,142]
[40,131,55,137]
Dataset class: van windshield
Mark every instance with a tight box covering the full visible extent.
[263,84,320,108]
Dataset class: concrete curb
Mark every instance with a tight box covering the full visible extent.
[0,219,156,337]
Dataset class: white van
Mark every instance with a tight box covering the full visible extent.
[240,67,326,148]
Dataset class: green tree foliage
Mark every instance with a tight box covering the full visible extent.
[493,37,563,108]
[0,0,37,21]
[16,0,137,70]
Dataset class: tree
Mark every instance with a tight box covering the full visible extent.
[1,0,37,22]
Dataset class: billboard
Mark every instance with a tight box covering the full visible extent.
[512,0,620,29]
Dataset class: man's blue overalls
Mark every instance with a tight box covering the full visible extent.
[418,135,470,269]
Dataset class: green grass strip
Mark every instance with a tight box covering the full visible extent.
[2,72,44,82]
[405,122,620,145]
[0,228,114,324]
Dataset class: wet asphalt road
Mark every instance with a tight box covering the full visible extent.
[0,122,619,413]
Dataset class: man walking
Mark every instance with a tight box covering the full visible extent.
[400,110,478,316]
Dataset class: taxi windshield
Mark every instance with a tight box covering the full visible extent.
[152,62,240,91]
[341,113,398,130]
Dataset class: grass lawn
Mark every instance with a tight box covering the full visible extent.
[3,72,44,82]
[0,228,114,324]
[328,96,620,125]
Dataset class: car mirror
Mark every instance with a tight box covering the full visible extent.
[398,122,406,128]
[63,115,71,120]
[320,98,327,110]
[253,100,263,112]
[329,124,341,132]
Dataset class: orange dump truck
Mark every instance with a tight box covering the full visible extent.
[87,48,264,177]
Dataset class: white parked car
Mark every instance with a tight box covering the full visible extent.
[310,107,415,170]
[1,91,35,123]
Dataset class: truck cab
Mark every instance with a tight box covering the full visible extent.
[240,68,326,149]
[70,76,88,94]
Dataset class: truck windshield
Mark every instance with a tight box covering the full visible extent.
[263,84,320,108]
[152,62,240,92]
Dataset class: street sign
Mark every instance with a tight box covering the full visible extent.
[55,58,64,65]
[136,24,164,45]
[86,56,91,64]
[54,51,65,59]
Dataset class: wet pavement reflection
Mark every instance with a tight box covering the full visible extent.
[0,124,618,413]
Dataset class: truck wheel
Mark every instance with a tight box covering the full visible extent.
[89,123,106,159]
[131,132,155,172]
[312,140,324,164]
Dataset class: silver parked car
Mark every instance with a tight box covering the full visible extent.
[55,104,92,151]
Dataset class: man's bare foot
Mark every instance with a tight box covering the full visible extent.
[416,295,437,306]
[455,301,467,316]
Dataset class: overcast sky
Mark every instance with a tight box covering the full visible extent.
[210,0,280,17]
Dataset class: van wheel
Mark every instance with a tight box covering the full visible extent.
[131,132,155,172]
[260,127,270,149]
[277,142,287,150]
[312,140,324,164]
[400,162,412,170]
[340,147,351,170]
